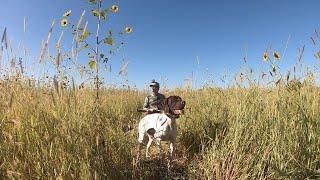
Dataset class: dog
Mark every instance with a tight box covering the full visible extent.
[136,96,186,167]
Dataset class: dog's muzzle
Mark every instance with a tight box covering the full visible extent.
[173,109,184,115]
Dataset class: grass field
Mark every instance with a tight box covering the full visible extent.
[0,76,319,179]
[0,2,319,178]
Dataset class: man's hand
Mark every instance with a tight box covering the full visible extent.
[138,108,160,114]
[142,108,151,112]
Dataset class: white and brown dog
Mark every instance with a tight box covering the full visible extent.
[137,96,186,166]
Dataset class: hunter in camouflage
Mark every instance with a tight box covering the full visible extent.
[143,80,165,114]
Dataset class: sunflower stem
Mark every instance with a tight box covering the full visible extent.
[95,0,102,102]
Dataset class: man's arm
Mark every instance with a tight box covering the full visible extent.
[143,96,149,110]
[158,94,166,110]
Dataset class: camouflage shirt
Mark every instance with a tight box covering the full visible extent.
[143,93,165,110]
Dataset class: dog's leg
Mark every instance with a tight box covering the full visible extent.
[168,140,175,169]
[136,142,142,161]
[146,135,153,158]
[137,129,145,161]
[155,139,163,159]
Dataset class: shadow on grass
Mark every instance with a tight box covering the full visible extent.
[134,156,189,180]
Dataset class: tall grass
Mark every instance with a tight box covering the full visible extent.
[181,84,320,179]
[0,5,319,178]
[0,79,141,179]
[0,76,319,179]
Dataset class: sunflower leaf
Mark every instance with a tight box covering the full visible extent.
[104,37,114,45]
[286,71,290,82]
[88,0,96,5]
[269,71,273,77]
[100,9,108,20]
[275,78,281,86]
[79,44,89,51]
[79,30,90,42]
[92,9,100,17]
[89,60,96,70]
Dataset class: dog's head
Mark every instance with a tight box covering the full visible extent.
[163,96,186,118]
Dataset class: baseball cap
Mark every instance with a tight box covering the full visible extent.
[149,79,159,87]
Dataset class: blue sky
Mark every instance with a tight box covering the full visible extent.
[1,0,320,89]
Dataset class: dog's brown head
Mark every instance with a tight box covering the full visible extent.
[163,96,186,118]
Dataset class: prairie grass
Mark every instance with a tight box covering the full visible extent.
[0,76,319,179]
[182,85,320,179]
[1,2,319,178]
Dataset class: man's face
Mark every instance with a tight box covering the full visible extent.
[151,85,159,93]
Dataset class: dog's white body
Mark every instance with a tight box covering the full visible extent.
[137,113,177,161]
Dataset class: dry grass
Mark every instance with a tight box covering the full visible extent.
[1,8,320,178]
[0,76,319,179]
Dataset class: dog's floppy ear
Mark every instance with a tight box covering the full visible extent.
[163,97,170,114]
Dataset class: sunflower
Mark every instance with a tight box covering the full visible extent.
[273,52,280,60]
[63,10,72,17]
[263,52,269,62]
[111,5,119,13]
[125,26,133,34]
[61,18,68,27]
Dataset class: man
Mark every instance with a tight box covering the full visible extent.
[143,80,165,114]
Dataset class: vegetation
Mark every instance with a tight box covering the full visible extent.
[0,77,319,179]
[0,0,319,179]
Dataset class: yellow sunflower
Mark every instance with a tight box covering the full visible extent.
[263,52,269,62]
[61,18,68,27]
[111,5,119,13]
[273,52,280,60]
[125,26,133,34]
[63,10,72,17]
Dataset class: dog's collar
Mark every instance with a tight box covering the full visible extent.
[164,112,179,119]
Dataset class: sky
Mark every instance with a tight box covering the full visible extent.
[0,0,320,89]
